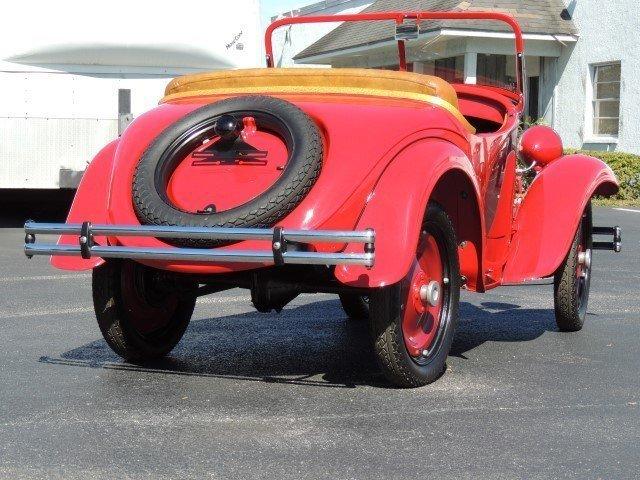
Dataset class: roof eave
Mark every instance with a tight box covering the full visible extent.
[294,29,578,63]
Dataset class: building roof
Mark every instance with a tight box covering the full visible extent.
[295,0,577,60]
[272,0,365,21]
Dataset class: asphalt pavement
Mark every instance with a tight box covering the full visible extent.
[1,207,639,479]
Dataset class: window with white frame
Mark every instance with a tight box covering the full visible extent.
[592,62,621,137]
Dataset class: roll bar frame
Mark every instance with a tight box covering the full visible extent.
[265,11,526,105]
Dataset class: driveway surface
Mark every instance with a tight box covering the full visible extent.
[1,207,638,479]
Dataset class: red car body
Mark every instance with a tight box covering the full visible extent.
[51,76,618,291]
[24,11,622,387]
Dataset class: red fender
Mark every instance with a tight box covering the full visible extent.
[502,154,618,283]
[51,140,119,271]
[335,139,483,288]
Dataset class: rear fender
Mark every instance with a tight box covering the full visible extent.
[50,140,119,271]
[335,139,483,288]
[502,154,619,283]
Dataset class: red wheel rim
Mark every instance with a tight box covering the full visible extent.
[575,217,591,312]
[402,232,447,359]
[120,262,179,336]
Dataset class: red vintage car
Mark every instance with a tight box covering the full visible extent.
[24,11,622,387]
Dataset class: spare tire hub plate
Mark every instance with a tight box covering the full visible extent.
[167,127,288,214]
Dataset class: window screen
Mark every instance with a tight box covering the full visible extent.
[592,63,621,136]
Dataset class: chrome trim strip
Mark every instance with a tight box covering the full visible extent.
[24,222,375,244]
[23,222,376,267]
[24,244,374,266]
[24,223,82,235]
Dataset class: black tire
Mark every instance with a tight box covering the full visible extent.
[370,203,460,388]
[554,203,593,332]
[339,293,369,320]
[132,95,323,247]
[92,260,196,361]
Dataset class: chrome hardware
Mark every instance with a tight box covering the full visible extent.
[515,160,537,174]
[577,250,591,269]
[592,226,622,253]
[395,22,419,41]
[419,280,441,307]
[23,222,376,267]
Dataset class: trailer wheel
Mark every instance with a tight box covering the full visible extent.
[370,203,460,388]
[338,293,369,320]
[554,203,593,332]
[92,260,196,361]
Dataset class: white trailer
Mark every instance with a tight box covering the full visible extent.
[0,0,262,189]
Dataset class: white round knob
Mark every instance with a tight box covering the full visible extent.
[419,280,441,307]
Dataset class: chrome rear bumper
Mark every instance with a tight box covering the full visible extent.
[23,221,375,267]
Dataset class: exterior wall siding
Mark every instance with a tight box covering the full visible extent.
[554,0,640,154]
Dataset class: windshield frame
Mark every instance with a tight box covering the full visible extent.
[265,11,526,108]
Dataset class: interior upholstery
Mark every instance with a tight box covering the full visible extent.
[162,68,473,133]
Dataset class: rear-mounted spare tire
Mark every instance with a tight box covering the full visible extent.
[132,95,323,247]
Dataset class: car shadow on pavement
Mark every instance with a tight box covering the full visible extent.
[39,298,559,389]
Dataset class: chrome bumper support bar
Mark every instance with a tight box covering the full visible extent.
[23,221,375,267]
[592,226,622,253]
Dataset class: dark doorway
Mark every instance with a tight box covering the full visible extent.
[528,76,540,119]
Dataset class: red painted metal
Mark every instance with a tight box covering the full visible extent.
[518,125,564,166]
[59,95,469,275]
[453,84,518,128]
[335,138,482,289]
[53,86,619,291]
[50,12,621,295]
[166,129,288,214]
[483,149,517,283]
[402,234,444,357]
[502,154,618,283]
[51,140,117,271]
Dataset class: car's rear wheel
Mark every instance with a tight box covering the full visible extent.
[92,260,196,361]
[370,203,460,388]
[554,202,593,332]
[339,293,369,320]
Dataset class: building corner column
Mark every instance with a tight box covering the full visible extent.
[464,52,477,85]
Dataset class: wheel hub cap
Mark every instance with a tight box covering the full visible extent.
[402,233,447,359]
[419,280,441,307]
[578,250,591,269]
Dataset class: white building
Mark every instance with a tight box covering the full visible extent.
[280,0,639,154]
[0,0,262,189]
[270,0,373,68]
[553,0,639,154]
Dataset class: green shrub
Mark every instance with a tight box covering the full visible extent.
[565,150,640,203]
